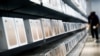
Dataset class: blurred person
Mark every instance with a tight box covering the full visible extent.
[88,12,99,43]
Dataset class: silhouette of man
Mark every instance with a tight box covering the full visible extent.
[88,12,99,42]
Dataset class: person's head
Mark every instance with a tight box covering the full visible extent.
[90,11,96,16]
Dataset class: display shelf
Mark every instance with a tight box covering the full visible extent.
[62,0,87,17]
[45,27,86,45]
[0,0,88,56]
[0,0,87,23]
[0,27,86,56]
[66,32,87,56]
[17,29,87,56]
[67,33,88,56]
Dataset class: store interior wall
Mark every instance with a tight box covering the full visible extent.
[91,0,100,19]
[86,0,92,15]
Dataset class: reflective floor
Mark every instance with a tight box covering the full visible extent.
[80,36,100,56]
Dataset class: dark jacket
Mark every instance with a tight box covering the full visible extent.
[88,13,99,27]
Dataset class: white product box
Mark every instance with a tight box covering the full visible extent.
[24,19,43,43]
[36,20,44,40]
[30,0,41,4]
[49,0,62,12]
[42,0,62,12]
[56,0,62,12]
[44,51,51,56]
[41,19,52,39]
[55,43,66,56]
[58,20,65,34]
[54,46,61,56]
[0,17,19,51]
[50,19,56,36]
[14,18,28,46]
[61,43,67,56]
[66,22,70,32]
[61,2,66,13]
[63,22,67,32]
[42,0,52,8]
[49,49,56,56]
[65,44,69,52]
[54,20,59,35]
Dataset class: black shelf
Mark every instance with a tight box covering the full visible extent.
[0,0,87,23]
[0,27,86,56]
[0,0,30,10]
[62,0,87,18]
